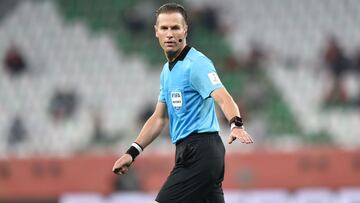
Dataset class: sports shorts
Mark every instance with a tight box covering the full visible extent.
[155,132,225,203]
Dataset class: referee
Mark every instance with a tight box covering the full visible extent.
[112,3,254,203]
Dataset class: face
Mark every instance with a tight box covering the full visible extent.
[155,12,188,60]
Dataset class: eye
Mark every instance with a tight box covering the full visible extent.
[171,26,180,30]
[160,26,168,31]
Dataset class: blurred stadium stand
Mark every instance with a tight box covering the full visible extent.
[1,0,360,202]
[0,0,160,157]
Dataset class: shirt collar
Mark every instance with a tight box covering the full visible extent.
[168,46,191,71]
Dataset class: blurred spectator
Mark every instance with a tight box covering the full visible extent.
[138,103,154,125]
[223,41,266,72]
[353,47,360,73]
[201,6,219,32]
[91,108,106,142]
[123,11,146,34]
[353,48,360,72]
[7,115,27,147]
[246,40,266,70]
[3,43,27,77]
[122,1,157,35]
[322,36,350,105]
[48,89,78,122]
[352,48,360,106]
[223,53,241,72]
[189,6,222,34]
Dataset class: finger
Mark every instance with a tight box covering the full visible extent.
[239,137,246,143]
[241,132,253,144]
[112,160,121,171]
[113,167,121,174]
[246,135,254,144]
[112,164,119,172]
[248,137,254,144]
[113,166,128,175]
[112,164,122,173]
[228,135,236,144]
[244,137,252,144]
[121,166,129,174]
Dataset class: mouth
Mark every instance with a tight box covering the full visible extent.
[164,41,176,47]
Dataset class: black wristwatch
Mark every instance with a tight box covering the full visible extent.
[229,116,244,130]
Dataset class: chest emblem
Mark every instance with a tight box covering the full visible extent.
[171,91,182,111]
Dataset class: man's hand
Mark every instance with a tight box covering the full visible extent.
[112,154,133,175]
[228,128,254,144]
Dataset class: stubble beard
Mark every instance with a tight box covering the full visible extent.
[166,49,180,62]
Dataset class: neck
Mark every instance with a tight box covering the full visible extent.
[166,44,187,62]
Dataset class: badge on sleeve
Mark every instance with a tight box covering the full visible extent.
[208,72,222,85]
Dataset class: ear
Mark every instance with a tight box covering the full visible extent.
[154,25,159,38]
[184,25,188,38]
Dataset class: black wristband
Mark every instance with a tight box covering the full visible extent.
[229,116,244,127]
[126,146,140,161]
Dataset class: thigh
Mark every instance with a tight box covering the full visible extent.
[156,162,225,203]
[202,183,225,203]
[155,145,210,202]
[155,167,210,202]
[156,137,225,203]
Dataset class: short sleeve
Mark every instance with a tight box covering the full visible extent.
[158,69,166,103]
[190,56,224,99]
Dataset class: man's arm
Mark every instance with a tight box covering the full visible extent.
[211,87,254,144]
[134,102,168,148]
[112,102,168,175]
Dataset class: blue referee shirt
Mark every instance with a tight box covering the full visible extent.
[158,46,224,144]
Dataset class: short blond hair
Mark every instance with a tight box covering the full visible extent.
[155,3,188,25]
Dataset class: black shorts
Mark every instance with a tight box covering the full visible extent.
[155,132,225,203]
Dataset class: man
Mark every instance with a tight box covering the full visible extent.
[3,44,27,76]
[112,3,254,203]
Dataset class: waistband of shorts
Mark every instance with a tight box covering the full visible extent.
[175,131,219,146]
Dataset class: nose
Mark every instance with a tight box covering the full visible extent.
[165,29,174,39]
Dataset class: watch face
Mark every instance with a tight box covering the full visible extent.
[234,117,243,127]
[230,116,244,127]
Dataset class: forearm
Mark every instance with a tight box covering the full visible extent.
[134,114,167,149]
[113,113,167,174]
[212,88,241,122]
[218,95,240,122]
